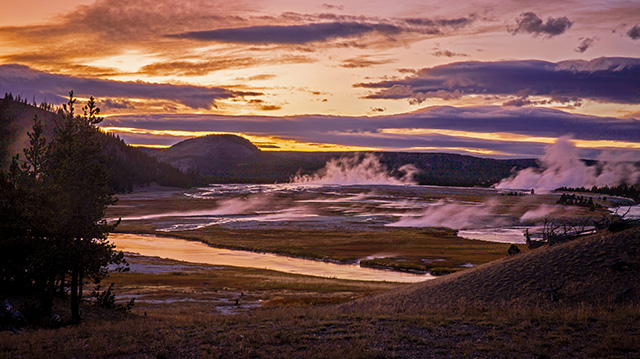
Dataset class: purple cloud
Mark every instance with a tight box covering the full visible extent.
[356,57,640,104]
[508,12,573,37]
[628,24,640,40]
[575,37,597,53]
[0,64,255,109]
[103,106,640,158]
[169,22,403,44]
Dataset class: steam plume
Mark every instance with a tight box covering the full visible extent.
[292,153,418,185]
[519,204,561,223]
[118,195,269,221]
[496,136,640,191]
[387,200,505,229]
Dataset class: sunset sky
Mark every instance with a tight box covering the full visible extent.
[1,0,639,157]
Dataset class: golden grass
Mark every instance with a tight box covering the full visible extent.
[2,301,638,358]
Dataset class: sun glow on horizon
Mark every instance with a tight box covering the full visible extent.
[100,126,379,152]
[379,128,640,150]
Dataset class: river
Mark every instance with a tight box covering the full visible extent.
[109,233,434,283]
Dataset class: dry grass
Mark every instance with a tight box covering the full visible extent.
[2,301,638,358]
[106,254,401,316]
[355,227,640,311]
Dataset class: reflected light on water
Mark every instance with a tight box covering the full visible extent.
[109,233,434,283]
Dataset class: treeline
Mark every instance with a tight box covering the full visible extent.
[556,193,603,210]
[102,132,204,192]
[376,152,536,187]
[1,93,204,193]
[2,92,56,112]
[0,93,125,326]
[198,151,538,187]
[557,184,640,204]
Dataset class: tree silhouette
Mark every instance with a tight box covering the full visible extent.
[0,91,124,324]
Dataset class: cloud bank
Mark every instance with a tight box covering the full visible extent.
[0,64,251,109]
[170,22,403,44]
[103,105,640,158]
[358,57,640,105]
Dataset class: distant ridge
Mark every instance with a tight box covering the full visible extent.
[144,135,537,186]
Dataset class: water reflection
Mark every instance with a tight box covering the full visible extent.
[110,233,434,283]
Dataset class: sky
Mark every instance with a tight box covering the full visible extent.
[0,0,639,158]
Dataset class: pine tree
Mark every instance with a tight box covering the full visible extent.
[46,92,121,323]
[0,91,124,323]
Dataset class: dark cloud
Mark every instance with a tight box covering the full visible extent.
[340,56,395,68]
[356,57,640,104]
[575,37,597,53]
[508,12,572,37]
[168,14,476,45]
[103,106,640,158]
[139,55,314,76]
[99,99,135,110]
[403,17,473,29]
[168,22,404,44]
[322,4,344,10]
[0,64,252,109]
[432,50,470,57]
[628,24,640,40]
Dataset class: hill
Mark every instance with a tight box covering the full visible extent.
[141,134,262,175]
[0,97,201,192]
[0,96,58,169]
[144,137,537,186]
[350,226,640,311]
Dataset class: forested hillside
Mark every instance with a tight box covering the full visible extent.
[0,96,202,192]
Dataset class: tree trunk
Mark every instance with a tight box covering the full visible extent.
[78,268,84,310]
[70,265,80,324]
[44,272,56,316]
[40,276,53,317]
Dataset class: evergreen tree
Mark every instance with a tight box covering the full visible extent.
[46,92,121,323]
[0,92,124,324]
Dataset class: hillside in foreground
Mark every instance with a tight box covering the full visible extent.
[351,226,640,311]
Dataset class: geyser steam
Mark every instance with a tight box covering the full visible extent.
[387,200,505,229]
[496,136,640,191]
[292,153,418,185]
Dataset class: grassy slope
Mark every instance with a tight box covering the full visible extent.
[354,226,640,310]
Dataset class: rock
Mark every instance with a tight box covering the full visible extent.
[507,245,521,256]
